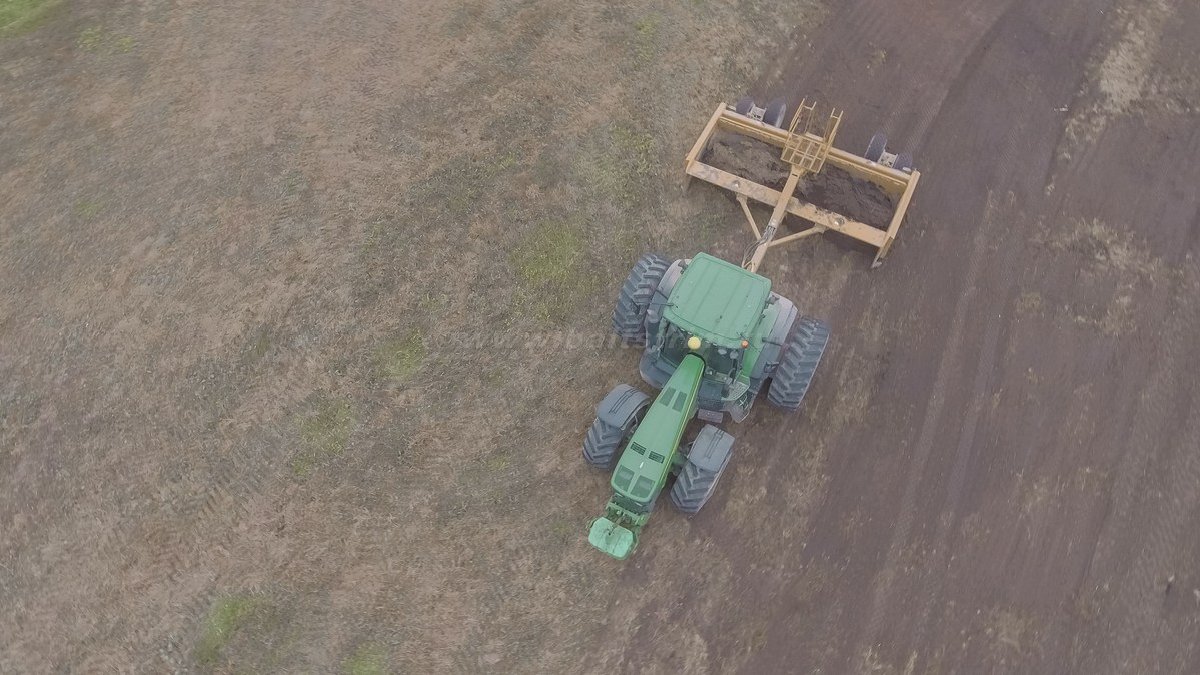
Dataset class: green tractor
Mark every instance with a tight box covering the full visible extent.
[584,252,829,559]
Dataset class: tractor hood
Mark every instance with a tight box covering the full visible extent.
[664,253,771,348]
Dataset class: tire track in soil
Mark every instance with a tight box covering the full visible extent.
[60,326,327,673]
[734,0,1032,666]
[865,1,1120,662]
[1053,3,1200,661]
[87,426,293,673]
[1081,270,1200,673]
[764,0,1011,155]
[855,189,1009,654]
[1051,0,1176,189]
[900,195,1023,658]
[174,331,340,669]
[734,0,1130,671]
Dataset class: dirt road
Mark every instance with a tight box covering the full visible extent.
[724,0,1200,672]
[1,0,1197,673]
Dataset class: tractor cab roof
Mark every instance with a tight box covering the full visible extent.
[664,253,771,349]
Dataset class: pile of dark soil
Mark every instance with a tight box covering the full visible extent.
[702,131,896,229]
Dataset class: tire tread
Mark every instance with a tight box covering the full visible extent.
[670,462,720,514]
[582,417,624,469]
[612,253,670,345]
[767,316,830,411]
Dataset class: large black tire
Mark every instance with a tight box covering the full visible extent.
[734,97,755,115]
[582,402,646,470]
[582,418,624,469]
[892,152,914,172]
[670,460,726,514]
[763,98,788,128]
[865,132,887,162]
[612,253,670,345]
[767,316,830,412]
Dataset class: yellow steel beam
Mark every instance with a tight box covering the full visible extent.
[769,227,826,247]
[735,195,762,239]
[685,104,725,169]
[873,169,921,267]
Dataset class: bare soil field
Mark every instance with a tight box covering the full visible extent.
[2,0,1198,673]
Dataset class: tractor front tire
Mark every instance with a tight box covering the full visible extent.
[582,417,626,470]
[670,460,725,514]
[613,253,670,345]
[583,386,649,470]
[767,316,830,412]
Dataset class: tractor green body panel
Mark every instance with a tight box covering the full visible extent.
[737,312,768,378]
[588,517,638,560]
[610,354,704,506]
[663,253,771,349]
[590,491,655,559]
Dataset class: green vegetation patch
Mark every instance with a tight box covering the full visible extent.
[293,397,355,475]
[612,125,657,181]
[510,221,593,323]
[343,642,387,675]
[575,124,658,206]
[76,25,103,50]
[0,0,59,36]
[409,151,518,222]
[375,330,425,380]
[355,151,517,305]
[632,14,662,65]
[195,594,267,665]
[76,24,136,53]
[74,199,103,219]
[250,331,272,361]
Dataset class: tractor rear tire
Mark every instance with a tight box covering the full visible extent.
[670,459,726,514]
[763,98,788,128]
[866,132,887,162]
[767,316,830,412]
[613,253,670,345]
[734,97,755,115]
[893,152,913,172]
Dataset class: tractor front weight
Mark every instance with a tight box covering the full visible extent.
[588,498,650,561]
